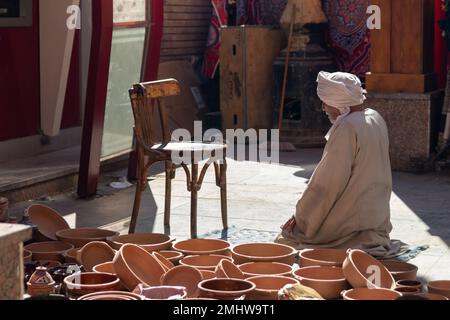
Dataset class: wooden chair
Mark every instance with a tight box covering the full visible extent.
[128,79,228,239]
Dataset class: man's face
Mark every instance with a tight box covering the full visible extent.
[322,102,340,123]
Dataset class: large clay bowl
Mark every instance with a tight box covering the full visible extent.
[158,251,184,265]
[23,250,32,263]
[299,249,347,268]
[113,244,166,291]
[342,249,395,289]
[78,291,144,301]
[427,280,450,298]
[56,228,119,248]
[25,241,74,262]
[215,259,245,280]
[27,204,70,241]
[198,278,256,300]
[79,241,116,272]
[161,265,203,298]
[247,276,299,300]
[180,255,232,271]
[380,260,418,281]
[342,288,402,300]
[173,239,231,256]
[93,262,116,274]
[239,262,293,278]
[64,272,121,299]
[231,243,298,265]
[63,248,81,264]
[415,293,449,300]
[293,266,351,300]
[107,233,175,252]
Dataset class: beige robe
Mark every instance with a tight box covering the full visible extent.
[276,109,405,258]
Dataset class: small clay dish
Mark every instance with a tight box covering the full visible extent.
[299,249,347,268]
[173,239,231,256]
[231,243,298,265]
[180,255,232,271]
[161,265,203,298]
[79,241,116,272]
[215,259,245,279]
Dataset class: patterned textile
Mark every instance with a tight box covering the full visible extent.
[322,0,371,79]
[236,0,288,26]
[202,0,228,79]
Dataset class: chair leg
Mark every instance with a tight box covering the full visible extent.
[164,161,173,231]
[129,180,144,234]
[190,163,199,239]
[220,159,228,230]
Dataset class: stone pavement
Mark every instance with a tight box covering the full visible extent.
[9,149,450,282]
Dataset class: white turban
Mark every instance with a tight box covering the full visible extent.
[317,71,366,112]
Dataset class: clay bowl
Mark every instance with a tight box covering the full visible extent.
[247,276,299,300]
[27,204,70,241]
[107,233,175,252]
[158,251,184,265]
[231,243,298,265]
[93,262,116,274]
[395,286,422,294]
[341,288,402,300]
[79,241,116,272]
[64,272,121,299]
[56,228,119,248]
[299,249,347,268]
[198,278,256,300]
[25,241,74,262]
[415,292,449,300]
[180,255,233,271]
[152,252,175,272]
[396,279,423,291]
[427,280,450,298]
[113,244,166,291]
[239,262,293,278]
[381,260,418,281]
[78,291,144,301]
[23,250,32,263]
[293,266,351,300]
[342,249,395,289]
[201,270,217,280]
[63,248,81,264]
[161,265,203,298]
[173,239,231,256]
[215,259,245,280]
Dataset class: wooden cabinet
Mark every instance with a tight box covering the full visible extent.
[220,26,284,130]
[366,0,436,93]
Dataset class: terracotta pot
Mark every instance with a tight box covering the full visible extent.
[157,251,184,265]
[79,241,116,272]
[26,204,70,241]
[173,239,231,256]
[113,244,166,291]
[107,233,175,252]
[231,243,298,265]
[215,259,245,280]
[63,248,81,264]
[293,266,351,300]
[415,292,449,300]
[198,278,256,300]
[342,249,395,289]
[247,276,299,300]
[161,265,203,298]
[200,270,217,280]
[133,284,187,300]
[180,255,232,271]
[341,288,402,300]
[25,241,74,262]
[396,279,423,292]
[78,291,144,301]
[27,267,56,297]
[23,249,32,264]
[299,249,347,268]
[239,262,293,278]
[395,286,421,294]
[93,262,116,274]
[64,272,121,299]
[152,252,175,272]
[56,228,119,248]
[427,280,450,298]
[380,260,418,281]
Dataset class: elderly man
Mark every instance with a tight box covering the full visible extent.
[276,71,403,257]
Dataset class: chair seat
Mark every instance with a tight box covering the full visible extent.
[151,141,227,152]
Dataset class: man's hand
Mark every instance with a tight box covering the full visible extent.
[281,216,296,233]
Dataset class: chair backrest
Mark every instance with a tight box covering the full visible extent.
[129,79,181,148]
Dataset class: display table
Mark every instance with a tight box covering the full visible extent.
[0,224,32,300]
